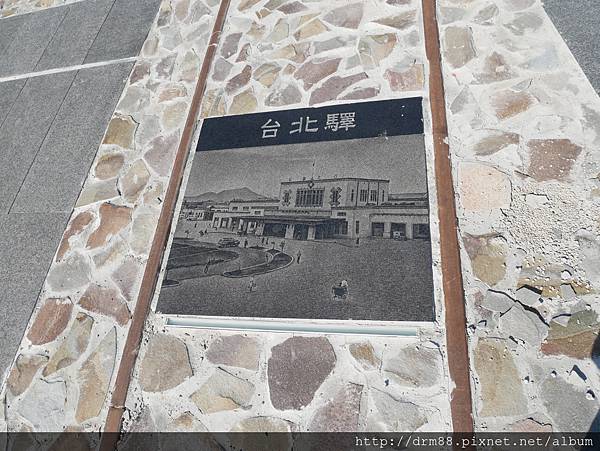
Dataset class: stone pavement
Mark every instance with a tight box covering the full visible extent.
[0,0,599,436]
[0,0,221,432]
[439,0,600,432]
[0,0,161,381]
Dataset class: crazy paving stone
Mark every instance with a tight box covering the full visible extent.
[526,139,582,182]
[14,378,67,430]
[541,375,600,431]
[119,159,151,202]
[103,114,138,150]
[384,345,442,387]
[144,133,179,176]
[323,4,363,29]
[229,89,258,114]
[78,284,131,326]
[86,203,132,249]
[206,334,260,370]
[541,311,600,360]
[370,391,428,431]
[384,64,424,92]
[474,339,527,417]
[489,89,536,119]
[268,336,336,410]
[309,72,368,105]
[43,313,94,376]
[349,342,381,369]
[75,328,117,423]
[294,58,341,89]
[458,163,511,212]
[26,298,73,346]
[139,334,192,392]
[309,383,363,432]
[190,368,254,413]
[442,26,476,68]
[7,354,48,396]
[94,153,125,181]
[473,130,520,156]
[358,34,397,69]
[374,10,416,30]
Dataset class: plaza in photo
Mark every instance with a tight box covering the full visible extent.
[157,132,435,322]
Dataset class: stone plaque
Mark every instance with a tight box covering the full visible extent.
[157,98,435,322]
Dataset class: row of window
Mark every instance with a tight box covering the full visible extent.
[351,189,385,203]
[296,188,324,207]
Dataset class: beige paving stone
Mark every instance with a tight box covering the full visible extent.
[443,26,476,68]
[120,160,151,203]
[75,180,119,207]
[349,342,381,369]
[94,153,125,181]
[322,3,362,29]
[489,89,536,119]
[43,313,94,376]
[373,10,416,30]
[206,334,260,370]
[308,383,363,432]
[541,311,600,360]
[458,163,511,211]
[190,368,254,413]
[46,252,91,292]
[139,334,192,392]
[384,345,442,387]
[474,339,527,417]
[55,211,95,262]
[75,328,116,423]
[102,114,138,150]
[229,89,258,114]
[7,354,48,396]
[384,64,424,92]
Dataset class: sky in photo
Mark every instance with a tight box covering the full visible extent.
[186,134,428,198]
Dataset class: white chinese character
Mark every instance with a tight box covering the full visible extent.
[305,116,318,132]
[324,113,340,132]
[261,119,280,138]
[290,116,319,134]
[339,112,356,131]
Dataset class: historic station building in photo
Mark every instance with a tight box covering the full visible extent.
[205,177,430,241]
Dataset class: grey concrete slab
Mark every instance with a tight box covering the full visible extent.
[0,71,75,215]
[544,0,600,94]
[84,0,161,63]
[11,61,133,213]
[34,0,115,72]
[0,212,71,378]
[0,13,25,58]
[0,79,26,127]
[0,6,67,77]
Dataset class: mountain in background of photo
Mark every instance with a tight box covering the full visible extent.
[185,187,268,203]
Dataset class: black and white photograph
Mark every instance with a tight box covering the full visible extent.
[157,115,435,322]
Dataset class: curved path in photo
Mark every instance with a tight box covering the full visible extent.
[222,250,293,278]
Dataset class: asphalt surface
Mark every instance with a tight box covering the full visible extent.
[543,0,600,94]
[0,0,160,379]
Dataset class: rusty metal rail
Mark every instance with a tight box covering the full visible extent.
[99,0,232,447]
[422,0,475,434]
